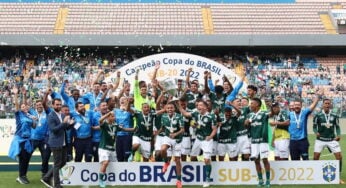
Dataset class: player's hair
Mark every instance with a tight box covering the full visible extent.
[251,98,262,107]
[247,85,258,93]
[52,98,62,105]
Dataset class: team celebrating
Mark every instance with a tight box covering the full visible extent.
[9,63,343,188]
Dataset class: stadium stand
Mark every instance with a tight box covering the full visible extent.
[0,2,346,34]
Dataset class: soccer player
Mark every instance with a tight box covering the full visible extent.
[178,97,192,162]
[217,104,241,161]
[244,98,271,187]
[270,102,290,161]
[98,111,121,188]
[127,103,156,162]
[313,98,344,184]
[289,90,321,160]
[160,102,184,188]
[179,100,217,188]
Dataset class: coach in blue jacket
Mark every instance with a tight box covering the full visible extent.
[41,98,74,188]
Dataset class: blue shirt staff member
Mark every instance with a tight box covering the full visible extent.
[8,87,37,184]
[29,91,52,178]
[288,89,322,160]
[71,102,94,162]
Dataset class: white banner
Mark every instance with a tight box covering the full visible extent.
[105,52,243,88]
[60,161,339,186]
[0,119,16,155]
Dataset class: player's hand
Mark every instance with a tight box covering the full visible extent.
[335,136,340,141]
[244,119,251,126]
[116,71,121,77]
[63,115,70,123]
[155,61,160,70]
[269,121,276,127]
[205,136,212,141]
[316,132,320,138]
[169,133,175,139]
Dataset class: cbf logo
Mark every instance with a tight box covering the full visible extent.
[322,162,337,183]
[60,165,75,184]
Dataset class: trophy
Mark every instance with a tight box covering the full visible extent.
[60,165,75,184]
[160,78,178,100]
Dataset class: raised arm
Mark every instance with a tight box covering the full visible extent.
[185,68,192,88]
[151,63,160,82]
[177,103,192,118]
[309,89,323,111]
[60,80,70,103]
[13,87,20,111]
[226,71,246,102]
[111,71,121,92]
[204,71,210,94]
[92,70,104,87]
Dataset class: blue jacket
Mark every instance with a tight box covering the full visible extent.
[47,110,70,148]
[30,108,52,141]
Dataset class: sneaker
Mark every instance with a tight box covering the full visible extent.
[257,179,264,187]
[340,179,345,184]
[265,180,270,187]
[99,179,106,188]
[176,180,182,188]
[40,178,52,188]
[162,162,170,174]
[16,176,29,184]
[202,182,210,187]
[21,176,30,184]
[128,154,133,162]
[16,176,28,184]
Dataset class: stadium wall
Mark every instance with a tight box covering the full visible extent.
[1,34,346,46]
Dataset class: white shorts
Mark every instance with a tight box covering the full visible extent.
[217,143,237,158]
[274,139,290,158]
[132,136,151,159]
[314,140,341,153]
[98,148,117,163]
[250,143,269,160]
[163,136,182,157]
[155,135,164,151]
[181,137,191,155]
[190,139,213,159]
[237,135,251,155]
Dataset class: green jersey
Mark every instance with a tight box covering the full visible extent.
[247,110,269,143]
[218,115,238,144]
[186,92,201,110]
[181,109,192,137]
[99,120,120,151]
[134,111,156,141]
[208,92,226,113]
[273,110,290,140]
[161,113,184,143]
[191,111,215,141]
[237,106,250,137]
[313,111,340,141]
[154,114,165,136]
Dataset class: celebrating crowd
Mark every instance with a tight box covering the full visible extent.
[4,50,344,188]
